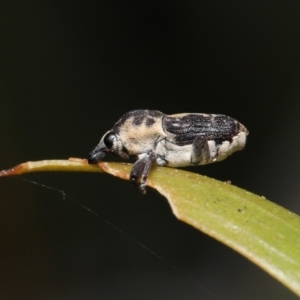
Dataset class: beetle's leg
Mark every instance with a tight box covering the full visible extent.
[116,150,129,160]
[110,148,129,160]
[191,136,210,164]
[130,151,157,194]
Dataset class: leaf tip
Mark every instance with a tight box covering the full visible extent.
[0,164,23,176]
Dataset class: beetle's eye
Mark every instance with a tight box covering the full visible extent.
[103,132,115,149]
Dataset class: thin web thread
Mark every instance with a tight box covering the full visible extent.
[18,176,219,300]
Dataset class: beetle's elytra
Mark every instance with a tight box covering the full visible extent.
[88,110,248,193]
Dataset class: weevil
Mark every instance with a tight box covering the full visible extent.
[88,110,248,194]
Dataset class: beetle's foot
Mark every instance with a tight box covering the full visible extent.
[138,183,147,194]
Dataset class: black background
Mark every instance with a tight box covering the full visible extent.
[0,1,300,299]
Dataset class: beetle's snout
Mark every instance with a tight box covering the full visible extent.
[87,145,107,164]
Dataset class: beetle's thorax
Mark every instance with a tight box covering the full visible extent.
[113,110,166,154]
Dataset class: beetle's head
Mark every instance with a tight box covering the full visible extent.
[88,131,128,164]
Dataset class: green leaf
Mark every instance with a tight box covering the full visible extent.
[1,159,300,297]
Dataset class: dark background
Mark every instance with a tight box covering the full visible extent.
[0,1,300,299]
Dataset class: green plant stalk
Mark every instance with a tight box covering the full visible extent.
[1,159,300,297]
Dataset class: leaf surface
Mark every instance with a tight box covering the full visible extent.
[1,159,300,296]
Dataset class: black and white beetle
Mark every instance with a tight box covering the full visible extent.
[88,110,248,193]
